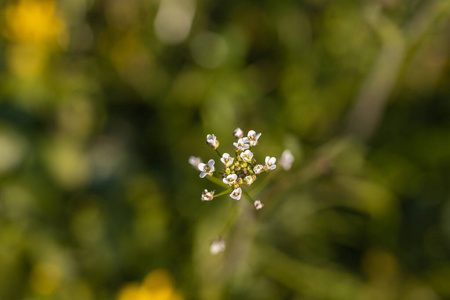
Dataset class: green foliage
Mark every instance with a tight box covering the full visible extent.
[0,0,449,299]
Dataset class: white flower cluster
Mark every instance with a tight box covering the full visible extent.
[189,128,295,255]
[191,128,277,202]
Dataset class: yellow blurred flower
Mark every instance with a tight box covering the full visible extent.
[117,269,184,300]
[29,263,62,296]
[2,0,66,45]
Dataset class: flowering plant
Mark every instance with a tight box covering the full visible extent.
[189,128,294,254]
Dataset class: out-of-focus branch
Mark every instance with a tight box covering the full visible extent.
[345,0,450,141]
[345,7,405,141]
[256,243,364,297]
[405,0,450,45]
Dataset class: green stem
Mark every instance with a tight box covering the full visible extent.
[251,171,275,196]
[206,175,228,188]
[242,189,255,205]
[214,188,232,198]
[219,202,239,236]
[215,149,222,158]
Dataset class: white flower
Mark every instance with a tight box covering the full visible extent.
[188,156,202,169]
[247,130,262,146]
[254,200,264,210]
[210,238,226,255]
[233,127,244,139]
[279,149,294,171]
[230,187,242,201]
[201,189,214,201]
[253,164,264,174]
[265,156,276,171]
[223,174,238,186]
[198,159,215,178]
[240,150,253,162]
[233,138,249,151]
[220,153,234,167]
[244,175,254,186]
[206,134,219,149]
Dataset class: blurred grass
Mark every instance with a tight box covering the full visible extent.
[0,0,449,299]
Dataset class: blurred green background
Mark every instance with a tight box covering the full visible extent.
[0,0,450,299]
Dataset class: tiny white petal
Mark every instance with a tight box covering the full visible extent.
[206,134,219,149]
[244,175,254,186]
[233,128,244,139]
[253,164,264,174]
[208,159,215,167]
[210,239,226,255]
[240,150,253,162]
[233,138,250,151]
[254,200,264,210]
[230,187,242,201]
[223,174,238,185]
[265,156,277,171]
[199,160,215,177]
[189,156,202,169]
[208,160,216,172]
[198,163,206,171]
[247,130,261,146]
[280,149,294,170]
[220,153,234,167]
[201,189,215,201]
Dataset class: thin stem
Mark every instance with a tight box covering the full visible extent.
[242,189,255,205]
[206,175,228,188]
[251,171,275,196]
[218,202,239,236]
[215,149,222,158]
[214,188,232,198]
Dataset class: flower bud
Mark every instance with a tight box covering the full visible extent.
[206,134,219,149]
[254,200,264,210]
[233,128,244,139]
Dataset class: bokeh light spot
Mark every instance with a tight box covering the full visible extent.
[190,32,228,69]
[154,0,195,45]
[29,263,62,296]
